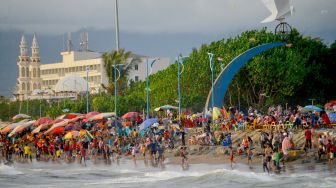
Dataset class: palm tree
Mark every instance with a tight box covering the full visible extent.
[102,49,140,95]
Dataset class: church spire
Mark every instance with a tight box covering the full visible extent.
[19,35,28,57]
[31,33,39,58]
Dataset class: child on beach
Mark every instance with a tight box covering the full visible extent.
[247,147,253,166]
[180,146,188,169]
[262,154,269,173]
[229,146,235,169]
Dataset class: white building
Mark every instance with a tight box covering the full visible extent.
[127,56,172,83]
[15,34,171,101]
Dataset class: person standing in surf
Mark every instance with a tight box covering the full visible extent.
[180,146,188,169]
[229,146,235,169]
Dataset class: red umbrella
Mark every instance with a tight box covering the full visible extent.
[325,100,336,110]
[57,113,83,120]
[85,111,100,119]
[122,112,140,119]
[51,127,64,135]
[84,111,100,122]
[34,117,53,126]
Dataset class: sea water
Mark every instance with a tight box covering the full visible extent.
[0,159,335,188]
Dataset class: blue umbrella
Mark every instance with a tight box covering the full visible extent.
[140,118,158,131]
[301,105,322,113]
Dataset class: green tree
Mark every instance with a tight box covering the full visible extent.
[102,49,140,95]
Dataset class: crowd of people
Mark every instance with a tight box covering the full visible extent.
[0,104,335,173]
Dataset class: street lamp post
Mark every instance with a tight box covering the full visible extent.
[86,66,90,113]
[112,64,121,126]
[177,55,187,121]
[39,90,45,118]
[207,52,215,109]
[146,58,159,119]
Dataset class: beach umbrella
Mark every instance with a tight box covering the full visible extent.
[1,119,30,134]
[64,130,80,139]
[89,112,116,121]
[33,117,53,126]
[32,119,63,134]
[154,105,178,112]
[51,127,65,135]
[83,111,100,122]
[56,113,83,120]
[325,100,336,111]
[122,112,139,119]
[139,118,158,131]
[0,123,9,130]
[44,120,69,135]
[12,114,31,121]
[301,105,322,113]
[8,120,36,137]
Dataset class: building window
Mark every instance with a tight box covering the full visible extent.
[21,67,25,77]
[135,76,139,82]
[135,64,138,70]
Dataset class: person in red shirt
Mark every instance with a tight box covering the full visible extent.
[305,128,312,149]
[164,130,169,141]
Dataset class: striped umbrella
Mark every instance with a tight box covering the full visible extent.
[9,120,36,137]
[1,119,30,134]
[44,120,69,135]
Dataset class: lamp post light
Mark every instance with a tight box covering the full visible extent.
[112,64,121,126]
[86,66,90,113]
[207,52,215,109]
[13,93,21,114]
[39,90,45,118]
[308,98,315,106]
[146,58,159,119]
[177,55,188,121]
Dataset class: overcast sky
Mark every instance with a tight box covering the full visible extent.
[1,0,335,37]
[0,0,335,96]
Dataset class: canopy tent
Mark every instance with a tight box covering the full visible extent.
[54,74,88,93]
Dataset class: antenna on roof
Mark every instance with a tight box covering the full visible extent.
[67,32,73,52]
[79,32,89,51]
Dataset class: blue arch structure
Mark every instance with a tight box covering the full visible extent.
[205,42,286,110]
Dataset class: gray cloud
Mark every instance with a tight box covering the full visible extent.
[1,0,335,36]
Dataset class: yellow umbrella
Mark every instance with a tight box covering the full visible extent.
[213,107,222,120]
[64,132,73,140]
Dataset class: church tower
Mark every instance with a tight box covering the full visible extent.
[17,35,30,101]
[29,33,42,93]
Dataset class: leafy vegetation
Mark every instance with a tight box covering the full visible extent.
[1,29,335,121]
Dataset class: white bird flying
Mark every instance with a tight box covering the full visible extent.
[261,0,294,23]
